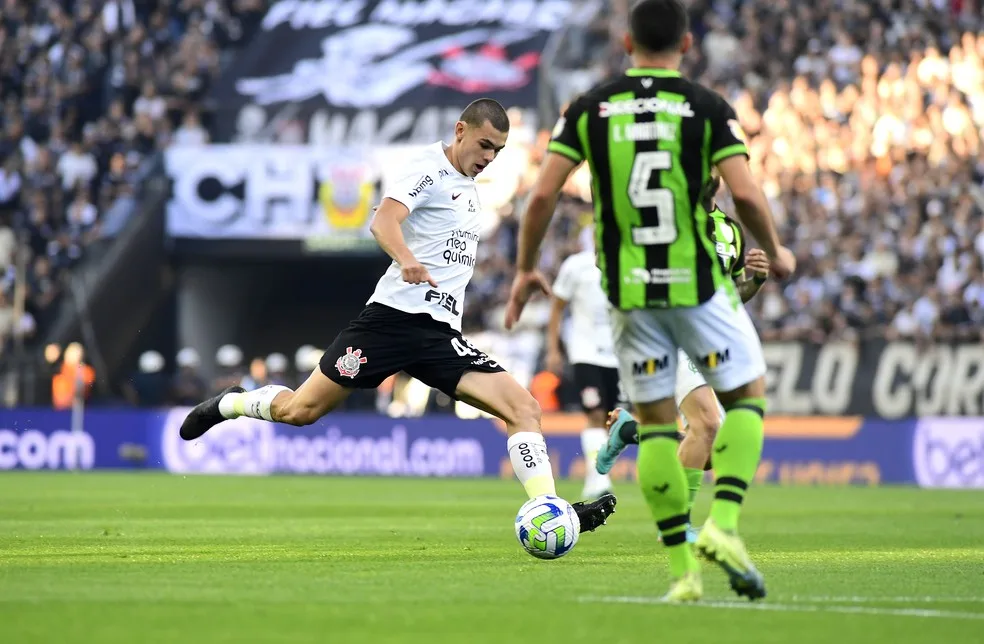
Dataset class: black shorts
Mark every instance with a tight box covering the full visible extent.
[321,303,505,398]
[572,363,621,413]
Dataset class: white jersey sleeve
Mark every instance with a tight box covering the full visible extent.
[367,142,482,331]
[557,251,618,369]
[552,255,579,302]
[383,168,437,212]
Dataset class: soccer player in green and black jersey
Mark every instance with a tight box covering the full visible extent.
[595,174,774,542]
[504,0,795,602]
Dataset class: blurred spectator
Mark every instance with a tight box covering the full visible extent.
[265,352,290,387]
[0,0,273,373]
[171,347,207,406]
[51,341,94,410]
[241,357,268,390]
[494,0,984,361]
[122,350,169,407]
[212,343,244,395]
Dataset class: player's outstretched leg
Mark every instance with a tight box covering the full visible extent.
[694,379,767,600]
[634,398,702,602]
[179,385,246,440]
[580,406,613,499]
[677,386,725,540]
[455,371,616,533]
[179,367,352,441]
[595,407,637,475]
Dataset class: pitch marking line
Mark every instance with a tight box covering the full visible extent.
[786,596,984,604]
[578,596,984,620]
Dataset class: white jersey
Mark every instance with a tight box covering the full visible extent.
[367,142,481,331]
[552,250,618,368]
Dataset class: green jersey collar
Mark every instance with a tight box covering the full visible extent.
[626,68,682,78]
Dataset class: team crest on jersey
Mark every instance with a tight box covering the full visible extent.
[552,116,566,138]
[335,347,368,378]
[727,119,747,142]
[581,387,601,409]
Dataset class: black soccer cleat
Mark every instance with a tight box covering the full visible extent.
[179,385,245,441]
[571,492,617,533]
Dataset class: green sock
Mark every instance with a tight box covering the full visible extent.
[637,424,700,579]
[684,468,704,513]
[709,397,766,532]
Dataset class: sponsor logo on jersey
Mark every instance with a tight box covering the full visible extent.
[728,119,747,142]
[631,355,669,376]
[408,175,433,198]
[599,98,694,118]
[624,267,693,285]
[335,347,368,378]
[425,289,461,316]
[699,349,730,369]
[439,168,451,178]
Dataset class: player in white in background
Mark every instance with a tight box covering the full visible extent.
[546,231,620,500]
[178,99,616,534]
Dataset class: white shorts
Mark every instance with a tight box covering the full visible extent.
[675,349,726,429]
[610,288,767,405]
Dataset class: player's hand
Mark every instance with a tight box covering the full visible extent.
[401,261,438,288]
[545,349,564,375]
[504,270,551,330]
[745,248,770,279]
[769,246,796,280]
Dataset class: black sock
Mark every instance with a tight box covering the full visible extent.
[619,419,639,444]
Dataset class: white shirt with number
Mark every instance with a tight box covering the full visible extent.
[552,250,618,368]
[367,142,481,331]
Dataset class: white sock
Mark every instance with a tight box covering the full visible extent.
[507,432,557,499]
[218,385,291,421]
[581,428,612,497]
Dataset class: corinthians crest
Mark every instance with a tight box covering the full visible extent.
[335,346,368,378]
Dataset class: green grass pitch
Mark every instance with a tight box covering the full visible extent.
[1,473,982,643]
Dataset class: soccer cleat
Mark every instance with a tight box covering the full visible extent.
[179,386,246,441]
[695,518,766,600]
[571,493,617,533]
[596,408,635,475]
[662,571,703,603]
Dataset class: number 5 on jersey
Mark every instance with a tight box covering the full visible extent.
[628,151,678,245]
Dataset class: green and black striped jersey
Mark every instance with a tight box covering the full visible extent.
[708,208,746,282]
[548,68,749,310]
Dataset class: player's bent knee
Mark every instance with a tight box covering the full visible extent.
[718,376,767,407]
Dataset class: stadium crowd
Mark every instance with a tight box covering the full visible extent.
[0,0,267,361]
[5,1,984,410]
[468,0,984,382]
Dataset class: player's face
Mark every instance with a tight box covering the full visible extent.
[455,120,507,178]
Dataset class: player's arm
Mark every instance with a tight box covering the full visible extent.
[371,171,438,287]
[369,199,416,267]
[735,271,765,303]
[725,222,766,303]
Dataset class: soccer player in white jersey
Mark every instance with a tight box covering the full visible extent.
[546,235,621,500]
[178,99,616,534]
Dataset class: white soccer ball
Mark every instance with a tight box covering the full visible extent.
[514,495,580,560]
